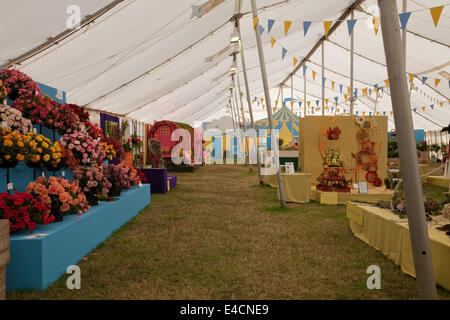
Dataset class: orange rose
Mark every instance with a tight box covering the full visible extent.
[60,203,70,212]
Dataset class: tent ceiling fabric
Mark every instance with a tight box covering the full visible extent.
[1,0,449,130]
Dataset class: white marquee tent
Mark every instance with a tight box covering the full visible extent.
[1,0,449,130]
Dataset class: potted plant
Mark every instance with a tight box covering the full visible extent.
[0,104,33,134]
[23,132,61,169]
[0,69,41,101]
[103,164,130,196]
[0,128,25,168]
[416,141,429,163]
[72,166,111,206]
[60,131,106,166]
[26,176,89,222]
[0,192,54,233]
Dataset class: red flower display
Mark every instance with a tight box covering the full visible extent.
[101,136,124,159]
[0,192,53,233]
[84,121,103,140]
[0,69,41,101]
[12,95,63,129]
[66,104,90,123]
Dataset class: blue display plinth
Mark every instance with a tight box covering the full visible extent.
[6,184,151,291]
[0,165,73,193]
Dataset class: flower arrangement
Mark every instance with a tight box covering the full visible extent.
[131,134,143,151]
[60,131,105,166]
[103,164,130,195]
[83,121,103,140]
[120,164,141,186]
[0,192,54,233]
[0,80,7,100]
[66,104,90,123]
[122,137,132,152]
[101,136,124,159]
[23,132,61,168]
[101,141,116,160]
[12,95,62,129]
[26,176,89,221]
[0,69,41,101]
[416,141,428,152]
[58,103,80,135]
[0,128,25,168]
[72,166,112,198]
[0,104,33,134]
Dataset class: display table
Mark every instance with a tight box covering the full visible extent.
[426,176,450,188]
[347,202,450,291]
[263,173,311,203]
[6,185,151,291]
[0,220,9,299]
[140,168,176,193]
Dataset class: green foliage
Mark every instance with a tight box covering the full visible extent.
[430,144,441,153]
[416,141,428,151]
[388,140,399,158]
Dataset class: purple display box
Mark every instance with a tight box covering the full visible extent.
[140,168,176,194]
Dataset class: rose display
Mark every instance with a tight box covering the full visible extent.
[0,68,41,101]
[60,131,105,166]
[0,104,33,134]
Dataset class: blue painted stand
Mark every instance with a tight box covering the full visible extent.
[0,165,73,193]
[6,184,151,291]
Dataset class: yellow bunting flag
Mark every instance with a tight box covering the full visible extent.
[362,88,368,96]
[422,106,426,111]
[373,17,380,35]
[261,98,264,104]
[324,21,333,38]
[344,94,348,101]
[325,99,329,105]
[307,101,311,107]
[376,112,380,116]
[275,100,278,106]
[390,111,393,116]
[293,57,298,67]
[331,81,335,91]
[337,108,340,113]
[409,73,415,82]
[262,104,265,109]
[315,108,319,112]
[430,6,444,27]
[362,111,366,115]
[290,101,294,107]
[325,106,329,110]
[253,17,259,29]
[440,101,443,107]
[312,71,317,81]
[435,78,441,87]
[273,108,276,113]
[347,86,351,94]
[284,21,292,35]
[271,37,276,48]
[384,79,389,88]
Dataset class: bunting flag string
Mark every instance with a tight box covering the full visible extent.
[254,4,447,38]
[259,24,448,96]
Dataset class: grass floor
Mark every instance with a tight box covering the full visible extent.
[7,165,450,300]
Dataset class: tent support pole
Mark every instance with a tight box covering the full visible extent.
[321,42,325,116]
[230,89,238,132]
[291,76,294,143]
[232,74,244,156]
[236,18,261,179]
[250,0,286,207]
[402,0,407,66]
[233,54,251,169]
[229,99,236,131]
[350,9,354,114]
[378,0,437,300]
[304,72,307,117]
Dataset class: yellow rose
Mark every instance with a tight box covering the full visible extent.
[37,148,43,153]
[52,153,59,160]
[36,136,43,142]
[16,154,25,161]
[33,155,40,162]
[42,142,49,149]
[50,147,55,153]
[17,141,24,148]
[43,154,50,162]
[4,155,11,160]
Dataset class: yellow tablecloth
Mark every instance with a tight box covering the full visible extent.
[347,202,450,291]
[263,173,311,203]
